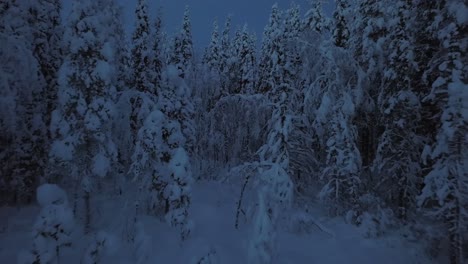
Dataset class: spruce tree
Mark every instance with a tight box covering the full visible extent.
[219,15,232,95]
[170,5,194,79]
[152,10,164,95]
[203,19,221,71]
[0,1,47,204]
[132,0,153,94]
[333,0,350,48]
[418,1,468,263]
[27,0,62,141]
[303,0,330,34]
[373,0,422,220]
[237,25,256,94]
[258,4,283,95]
[51,0,118,233]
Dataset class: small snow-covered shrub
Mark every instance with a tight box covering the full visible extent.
[353,193,395,238]
[133,221,152,264]
[248,164,293,264]
[192,246,219,264]
[30,184,74,263]
[82,231,118,264]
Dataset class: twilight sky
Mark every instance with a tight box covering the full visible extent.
[64,0,334,49]
[116,0,334,48]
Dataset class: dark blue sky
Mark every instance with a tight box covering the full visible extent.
[117,0,334,48]
[64,0,334,49]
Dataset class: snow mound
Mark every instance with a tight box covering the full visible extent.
[36,184,68,207]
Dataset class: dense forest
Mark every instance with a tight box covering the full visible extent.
[0,0,467,263]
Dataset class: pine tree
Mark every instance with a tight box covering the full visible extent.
[50,0,118,233]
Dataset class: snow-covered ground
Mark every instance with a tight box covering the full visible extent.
[0,180,434,264]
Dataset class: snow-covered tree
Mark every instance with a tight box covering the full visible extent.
[219,15,232,95]
[373,0,422,220]
[126,0,156,156]
[130,110,170,213]
[131,0,153,94]
[332,0,350,48]
[167,16,196,153]
[284,3,301,39]
[237,25,257,94]
[258,4,283,95]
[27,0,62,141]
[81,231,117,264]
[258,4,301,103]
[225,27,243,94]
[203,19,221,71]
[111,3,131,93]
[151,10,164,94]
[50,0,118,233]
[283,3,303,110]
[248,7,296,259]
[166,65,196,147]
[180,6,194,74]
[349,0,390,168]
[0,1,47,204]
[305,40,363,218]
[130,109,193,240]
[30,184,74,263]
[170,5,194,79]
[320,107,361,216]
[303,0,330,34]
[249,97,294,264]
[418,1,468,263]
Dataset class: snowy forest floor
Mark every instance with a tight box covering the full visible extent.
[1,178,436,264]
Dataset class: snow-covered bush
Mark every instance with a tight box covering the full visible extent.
[347,193,395,238]
[82,231,118,264]
[192,246,219,264]
[133,221,152,264]
[248,164,293,264]
[30,184,74,263]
